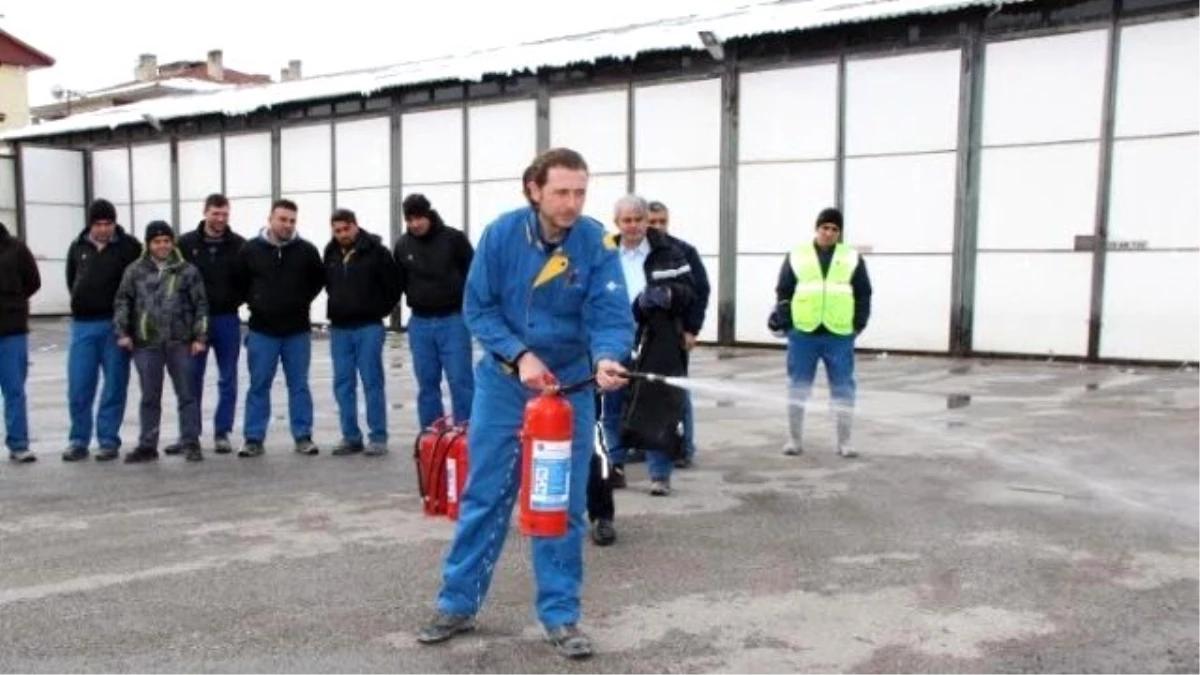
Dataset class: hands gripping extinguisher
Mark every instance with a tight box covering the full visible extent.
[518,374,595,538]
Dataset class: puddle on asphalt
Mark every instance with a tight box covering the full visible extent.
[948,364,972,375]
[1085,382,1100,391]
[946,394,972,409]
[715,399,736,408]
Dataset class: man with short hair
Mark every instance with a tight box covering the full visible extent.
[418,148,633,660]
[769,207,872,458]
[114,221,209,463]
[63,199,143,462]
[646,200,709,468]
[393,194,475,429]
[232,199,325,457]
[172,193,246,455]
[324,208,401,456]
[0,220,41,463]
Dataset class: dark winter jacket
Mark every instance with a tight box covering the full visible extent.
[323,230,402,328]
[774,242,873,335]
[113,249,209,347]
[613,228,697,333]
[0,222,42,336]
[662,232,709,336]
[392,213,474,318]
[178,221,247,316]
[233,229,325,337]
[65,225,143,320]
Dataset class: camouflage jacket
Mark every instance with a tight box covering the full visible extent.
[113,249,209,346]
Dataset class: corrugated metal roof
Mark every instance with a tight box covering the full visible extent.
[1,0,1024,141]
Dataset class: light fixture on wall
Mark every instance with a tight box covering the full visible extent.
[698,30,725,61]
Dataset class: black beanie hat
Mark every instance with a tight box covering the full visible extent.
[815,207,843,231]
[402,193,432,219]
[88,199,118,225]
[144,220,175,243]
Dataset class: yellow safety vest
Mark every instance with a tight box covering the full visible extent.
[789,243,858,336]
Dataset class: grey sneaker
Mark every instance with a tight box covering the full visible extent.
[10,450,36,463]
[62,446,89,462]
[783,441,803,456]
[364,441,389,456]
[163,442,184,456]
[95,447,120,462]
[543,624,593,660]
[238,442,265,458]
[294,438,319,456]
[184,443,204,462]
[416,612,476,644]
[837,444,858,458]
[213,435,234,455]
[649,480,671,497]
[331,440,364,456]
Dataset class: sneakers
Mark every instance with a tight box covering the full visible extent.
[674,455,694,469]
[838,444,859,458]
[364,441,389,457]
[238,442,264,458]
[123,446,159,464]
[9,450,36,463]
[95,447,120,462]
[591,519,616,546]
[62,446,89,462]
[543,624,594,660]
[782,441,803,456]
[649,480,671,497]
[294,438,320,456]
[213,435,234,455]
[331,440,364,456]
[184,443,203,462]
[163,442,184,456]
[416,612,476,644]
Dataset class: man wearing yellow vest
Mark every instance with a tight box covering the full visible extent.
[768,207,872,458]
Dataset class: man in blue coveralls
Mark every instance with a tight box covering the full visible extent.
[417,148,634,660]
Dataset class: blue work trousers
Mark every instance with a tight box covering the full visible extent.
[330,323,388,444]
[407,313,474,428]
[243,330,314,443]
[67,318,132,451]
[191,313,241,439]
[435,358,594,630]
[0,333,30,454]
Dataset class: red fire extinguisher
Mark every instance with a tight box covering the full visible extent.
[518,375,592,538]
[445,432,468,521]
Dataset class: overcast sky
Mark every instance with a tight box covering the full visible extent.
[2,0,764,106]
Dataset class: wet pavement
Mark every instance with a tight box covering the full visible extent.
[1,318,1196,673]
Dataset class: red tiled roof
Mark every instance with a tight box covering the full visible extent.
[0,27,55,69]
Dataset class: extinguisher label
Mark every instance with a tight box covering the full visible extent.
[531,439,572,511]
[446,458,457,503]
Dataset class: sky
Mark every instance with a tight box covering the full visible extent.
[1,0,768,106]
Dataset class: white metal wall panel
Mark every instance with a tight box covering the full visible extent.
[227,197,272,241]
[21,147,86,314]
[842,153,957,253]
[697,255,719,344]
[579,173,629,226]
[853,255,951,352]
[1114,17,1199,138]
[982,30,1108,146]
[1101,251,1199,362]
[634,168,720,256]
[281,124,332,194]
[739,64,838,162]
[280,191,333,324]
[1101,16,1199,364]
[736,161,836,254]
[224,133,272,198]
[90,147,129,205]
[132,202,174,233]
[402,108,463,185]
[974,253,1092,356]
[469,180,527,246]
[178,138,222,201]
[399,184,464,235]
[131,143,171,203]
[550,89,628,173]
[179,200,206,229]
[734,253,785,344]
[335,117,390,190]
[634,78,721,170]
[845,48,961,155]
[335,188,392,241]
[468,100,536,182]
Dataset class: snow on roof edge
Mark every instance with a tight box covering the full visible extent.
[1,0,1027,142]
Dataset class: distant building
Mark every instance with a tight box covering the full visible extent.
[30,50,283,122]
[0,26,55,131]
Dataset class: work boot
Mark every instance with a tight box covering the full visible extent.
[213,435,234,455]
[163,442,184,456]
[364,441,389,456]
[591,519,616,546]
[331,440,364,456]
[294,438,320,456]
[416,611,476,644]
[238,442,264,458]
[543,624,593,660]
[123,446,158,464]
[62,446,89,462]
[95,447,120,462]
[184,443,204,462]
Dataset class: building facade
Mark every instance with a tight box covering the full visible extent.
[0,0,1196,364]
[0,27,55,131]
